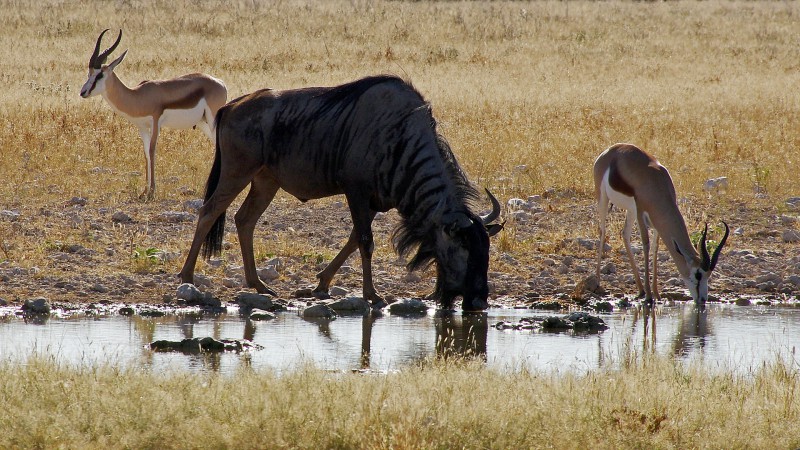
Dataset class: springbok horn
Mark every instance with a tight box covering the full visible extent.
[89,29,110,69]
[480,188,501,225]
[709,221,730,271]
[92,29,123,68]
[699,223,711,270]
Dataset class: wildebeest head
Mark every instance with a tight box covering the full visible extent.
[430,191,503,311]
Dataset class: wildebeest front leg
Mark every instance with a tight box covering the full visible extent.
[235,172,280,296]
[314,210,377,296]
[345,194,385,308]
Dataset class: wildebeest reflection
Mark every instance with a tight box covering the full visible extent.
[435,312,488,360]
[179,75,503,311]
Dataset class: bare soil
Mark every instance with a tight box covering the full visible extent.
[0,190,798,309]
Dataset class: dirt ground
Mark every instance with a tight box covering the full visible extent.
[0,189,798,309]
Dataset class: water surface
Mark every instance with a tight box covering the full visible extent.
[1,303,798,375]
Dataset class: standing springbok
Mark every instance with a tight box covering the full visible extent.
[80,29,227,200]
[593,143,729,305]
[179,75,503,311]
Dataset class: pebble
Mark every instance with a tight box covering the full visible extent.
[329,286,349,297]
[782,230,800,243]
[111,211,132,223]
[258,266,280,282]
[22,298,50,314]
[154,211,194,223]
[236,292,274,311]
[301,304,337,319]
[327,296,370,313]
[249,308,276,321]
[388,298,428,315]
[184,199,204,212]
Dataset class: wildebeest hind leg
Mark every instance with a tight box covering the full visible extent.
[235,172,280,296]
[314,211,376,295]
[179,171,255,286]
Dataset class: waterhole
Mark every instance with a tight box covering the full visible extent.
[1,303,798,375]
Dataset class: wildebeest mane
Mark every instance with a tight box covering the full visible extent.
[393,131,480,273]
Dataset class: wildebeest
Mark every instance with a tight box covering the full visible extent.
[179,75,503,311]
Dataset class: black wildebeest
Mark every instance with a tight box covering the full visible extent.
[179,75,503,311]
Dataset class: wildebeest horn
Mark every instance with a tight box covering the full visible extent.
[480,188,501,225]
[89,29,122,69]
[708,221,729,271]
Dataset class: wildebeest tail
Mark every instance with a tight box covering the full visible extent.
[201,105,227,259]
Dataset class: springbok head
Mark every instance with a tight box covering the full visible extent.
[675,222,730,305]
[80,29,127,98]
[435,189,503,311]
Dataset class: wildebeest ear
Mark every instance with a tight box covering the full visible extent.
[486,222,504,237]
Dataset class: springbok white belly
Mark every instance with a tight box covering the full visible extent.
[602,170,636,212]
[159,98,208,129]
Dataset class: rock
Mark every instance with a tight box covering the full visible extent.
[388,298,429,315]
[222,277,242,288]
[150,337,250,353]
[786,275,800,287]
[541,316,571,330]
[402,272,421,283]
[119,307,135,316]
[703,177,728,195]
[236,292,273,310]
[183,199,204,212]
[327,296,370,313]
[301,304,337,319]
[755,273,781,283]
[0,298,8,306]
[249,308,276,321]
[329,286,349,297]
[590,300,614,313]
[0,210,20,221]
[90,283,109,293]
[176,283,220,307]
[294,287,315,298]
[571,274,607,300]
[786,197,800,211]
[782,230,800,243]
[566,311,608,331]
[258,266,280,282]
[111,211,132,223]
[154,211,194,223]
[66,196,87,206]
[600,262,616,275]
[22,298,50,314]
[528,300,564,311]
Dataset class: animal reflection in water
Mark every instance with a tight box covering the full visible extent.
[356,311,488,370]
[623,304,712,359]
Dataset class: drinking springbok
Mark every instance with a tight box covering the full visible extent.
[80,29,227,200]
[179,75,503,310]
[593,143,729,305]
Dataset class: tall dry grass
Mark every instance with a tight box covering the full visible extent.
[0,354,798,449]
[0,0,798,208]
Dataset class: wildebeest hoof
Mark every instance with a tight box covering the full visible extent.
[255,285,277,296]
[311,290,331,300]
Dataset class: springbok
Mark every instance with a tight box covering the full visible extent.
[79,29,227,200]
[593,143,729,305]
[179,75,503,311]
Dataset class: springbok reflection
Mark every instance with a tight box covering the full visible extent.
[672,305,712,357]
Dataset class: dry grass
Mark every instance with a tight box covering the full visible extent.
[1,0,799,205]
[0,354,798,449]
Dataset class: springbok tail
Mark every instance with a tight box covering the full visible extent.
[201,106,227,259]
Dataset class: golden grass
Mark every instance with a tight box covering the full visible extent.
[1,0,799,206]
[0,354,798,449]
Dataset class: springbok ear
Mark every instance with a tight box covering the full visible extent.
[486,222,504,237]
[673,239,694,268]
[107,49,128,71]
